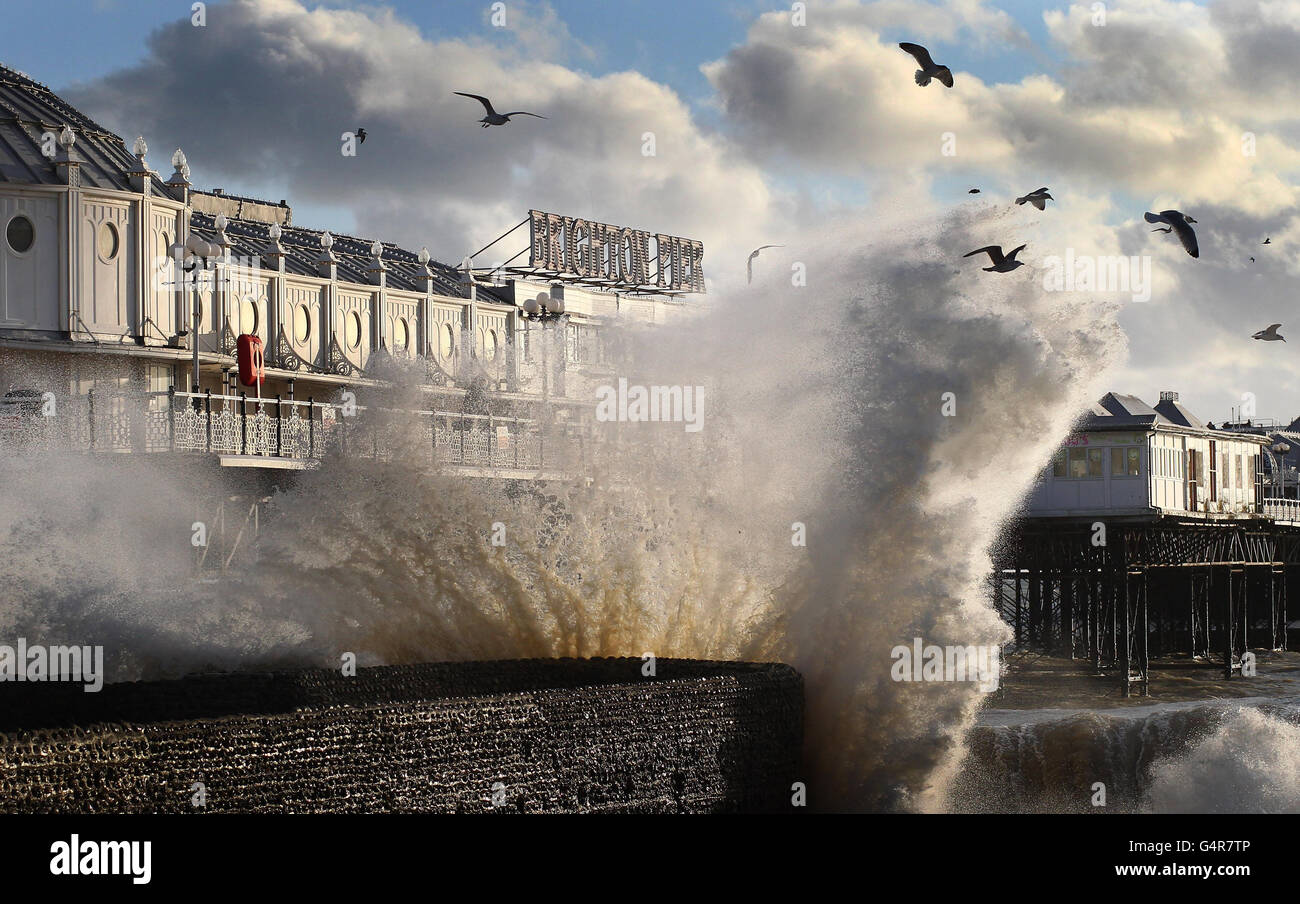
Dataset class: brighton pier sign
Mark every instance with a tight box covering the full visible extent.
[528,209,705,293]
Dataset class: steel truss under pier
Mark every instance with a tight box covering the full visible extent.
[992,519,1298,696]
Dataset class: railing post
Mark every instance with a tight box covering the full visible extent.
[167,386,176,452]
[308,397,315,458]
[459,414,466,464]
[87,389,95,451]
[240,391,248,455]
[204,390,212,453]
[275,393,283,457]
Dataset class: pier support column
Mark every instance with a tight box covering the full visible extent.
[1274,565,1289,652]
[1013,570,1023,647]
[1120,569,1132,698]
[1089,569,1101,671]
[1190,569,1210,659]
[1029,567,1042,648]
[1224,566,1243,680]
[1137,569,1149,697]
[1060,575,1075,658]
[1121,568,1148,697]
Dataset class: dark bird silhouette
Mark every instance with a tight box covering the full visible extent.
[454,92,547,127]
[964,244,1026,273]
[1144,210,1199,258]
[747,244,785,284]
[1263,237,1271,244]
[356,128,367,144]
[1015,187,1053,210]
[968,188,980,194]
[899,43,953,87]
[1251,257,1256,262]
[1254,323,1285,342]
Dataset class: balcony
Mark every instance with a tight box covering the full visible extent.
[0,390,585,480]
[1262,497,1300,525]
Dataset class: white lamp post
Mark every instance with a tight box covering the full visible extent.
[181,232,217,395]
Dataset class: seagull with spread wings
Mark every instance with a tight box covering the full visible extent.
[747,244,785,284]
[964,244,1027,272]
[898,43,953,87]
[454,92,548,128]
[1015,187,1053,210]
[1144,210,1199,258]
[1253,324,1285,342]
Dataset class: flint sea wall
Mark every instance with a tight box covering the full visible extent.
[0,658,803,813]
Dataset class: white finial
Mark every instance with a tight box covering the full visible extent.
[214,213,229,231]
[417,246,430,265]
[268,222,282,240]
[132,135,147,157]
[320,231,334,250]
[171,148,187,170]
[58,125,75,148]
[370,240,383,258]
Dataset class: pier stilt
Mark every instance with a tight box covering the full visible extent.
[997,520,1296,689]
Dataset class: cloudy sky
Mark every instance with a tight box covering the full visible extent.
[6,0,1300,422]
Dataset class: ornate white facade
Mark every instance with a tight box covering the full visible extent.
[0,63,689,470]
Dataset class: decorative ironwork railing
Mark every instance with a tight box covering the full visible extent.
[0,389,585,475]
[1263,497,1300,524]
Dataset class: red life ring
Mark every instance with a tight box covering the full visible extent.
[236,334,265,387]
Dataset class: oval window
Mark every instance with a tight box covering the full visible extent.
[395,318,409,351]
[157,231,170,279]
[98,222,120,260]
[347,311,362,350]
[240,298,259,334]
[440,323,454,358]
[295,305,311,343]
[6,215,34,254]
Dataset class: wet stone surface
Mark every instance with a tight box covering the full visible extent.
[0,658,803,814]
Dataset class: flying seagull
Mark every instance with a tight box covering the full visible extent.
[964,244,1026,273]
[899,43,953,88]
[747,244,785,284]
[1015,187,1053,210]
[356,128,367,144]
[454,92,547,128]
[1263,237,1272,244]
[1144,210,1199,258]
[1253,323,1285,342]
[968,188,980,194]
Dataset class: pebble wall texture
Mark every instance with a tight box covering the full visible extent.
[0,659,804,813]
